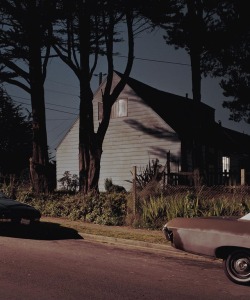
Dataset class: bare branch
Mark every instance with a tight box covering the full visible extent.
[53,44,80,78]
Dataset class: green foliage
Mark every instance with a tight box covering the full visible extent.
[4,185,250,230]
[142,195,168,229]
[133,159,166,190]
[84,192,127,226]
[138,187,250,229]
[104,178,126,193]
[58,171,79,192]
[15,190,127,226]
[0,88,32,176]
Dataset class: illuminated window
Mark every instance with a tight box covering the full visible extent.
[222,156,230,176]
[111,99,128,118]
[98,99,128,120]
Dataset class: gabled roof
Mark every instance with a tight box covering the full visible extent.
[115,71,250,153]
[115,71,215,137]
[56,71,250,155]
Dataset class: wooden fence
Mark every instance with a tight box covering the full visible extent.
[163,169,249,187]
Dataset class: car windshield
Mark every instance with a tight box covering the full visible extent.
[240,213,250,220]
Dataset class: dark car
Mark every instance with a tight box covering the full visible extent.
[0,192,41,225]
[163,214,250,285]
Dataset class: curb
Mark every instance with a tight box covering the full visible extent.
[79,232,220,263]
[41,217,219,263]
[81,232,171,251]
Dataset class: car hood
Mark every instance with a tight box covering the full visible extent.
[165,216,250,235]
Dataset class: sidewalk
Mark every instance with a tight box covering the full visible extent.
[41,216,220,262]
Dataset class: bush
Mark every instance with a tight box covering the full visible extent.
[3,184,250,230]
[58,171,79,192]
[104,178,126,193]
[85,192,127,225]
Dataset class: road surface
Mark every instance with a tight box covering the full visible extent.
[0,226,249,299]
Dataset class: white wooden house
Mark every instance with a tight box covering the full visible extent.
[56,72,250,191]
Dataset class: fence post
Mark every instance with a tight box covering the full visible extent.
[132,166,137,215]
[241,169,246,185]
[167,151,171,185]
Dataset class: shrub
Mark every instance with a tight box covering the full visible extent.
[128,159,166,190]
[104,178,126,193]
[4,184,250,230]
[85,192,127,225]
[58,171,79,192]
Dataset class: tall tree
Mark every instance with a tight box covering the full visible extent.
[204,1,250,124]
[0,87,32,176]
[0,0,57,193]
[155,0,250,124]
[141,1,234,175]
[142,0,222,102]
[53,0,135,193]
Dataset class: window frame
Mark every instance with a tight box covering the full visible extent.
[222,156,230,177]
[111,98,128,119]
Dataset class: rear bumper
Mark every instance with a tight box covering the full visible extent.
[0,217,40,225]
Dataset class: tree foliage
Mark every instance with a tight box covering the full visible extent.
[0,0,57,193]
[0,88,32,175]
[143,0,250,124]
[145,0,223,102]
[208,1,250,123]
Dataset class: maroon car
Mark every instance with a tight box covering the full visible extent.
[163,213,250,285]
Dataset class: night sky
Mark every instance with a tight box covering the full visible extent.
[4,28,250,159]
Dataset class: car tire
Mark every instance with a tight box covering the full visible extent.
[223,249,250,285]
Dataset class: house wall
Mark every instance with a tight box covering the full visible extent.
[56,119,79,188]
[229,153,245,185]
[56,74,181,191]
[93,75,181,191]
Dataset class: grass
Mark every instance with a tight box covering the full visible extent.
[41,216,167,245]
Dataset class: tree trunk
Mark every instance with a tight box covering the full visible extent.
[190,48,201,102]
[78,0,101,194]
[186,0,202,102]
[78,1,134,194]
[78,82,101,193]
[79,136,102,194]
[28,4,50,194]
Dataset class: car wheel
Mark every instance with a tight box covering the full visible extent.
[223,249,250,285]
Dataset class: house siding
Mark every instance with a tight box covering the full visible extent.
[56,119,79,189]
[56,75,181,191]
[56,73,250,189]
[93,77,181,191]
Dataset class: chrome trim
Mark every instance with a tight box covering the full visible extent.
[162,224,173,242]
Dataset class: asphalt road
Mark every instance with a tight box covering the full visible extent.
[0,228,249,300]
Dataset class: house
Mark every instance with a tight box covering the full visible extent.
[56,72,250,191]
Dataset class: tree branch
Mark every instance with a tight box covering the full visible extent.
[0,57,30,83]
[52,44,80,78]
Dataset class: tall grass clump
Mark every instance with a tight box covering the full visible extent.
[138,186,250,229]
[139,191,202,229]
[141,194,168,229]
